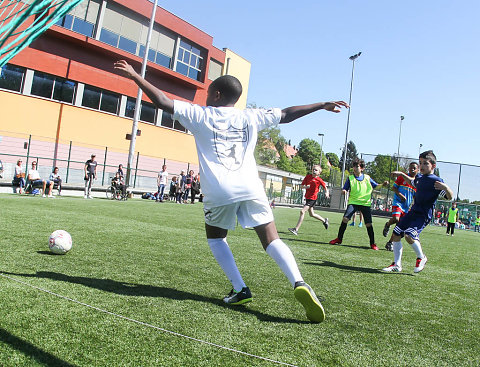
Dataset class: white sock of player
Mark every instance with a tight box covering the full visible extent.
[393,241,403,267]
[410,239,425,259]
[265,238,303,288]
[207,238,246,291]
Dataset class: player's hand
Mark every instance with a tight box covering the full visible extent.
[323,101,349,113]
[382,180,389,186]
[390,171,402,177]
[114,60,137,79]
[342,189,347,195]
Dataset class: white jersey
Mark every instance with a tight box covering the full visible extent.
[158,170,168,185]
[173,100,281,207]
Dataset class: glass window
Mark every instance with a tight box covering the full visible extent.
[100,91,119,114]
[174,120,186,133]
[53,79,76,103]
[208,59,223,81]
[125,98,136,118]
[178,48,184,61]
[138,46,156,62]
[182,51,190,63]
[175,62,189,77]
[161,111,174,128]
[0,64,25,92]
[100,28,119,47]
[31,72,54,98]
[118,36,137,55]
[56,14,73,29]
[155,53,171,68]
[72,18,94,37]
[140,102,156,124]
[187,68,199,80]
[191,46,201,56]
[190,55,197,68]
[82,85,101,109]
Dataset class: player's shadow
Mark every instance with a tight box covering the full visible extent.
[302,259,414,276]
[1,271,309,324]
[0,327,76,367]
[280,236,377,251]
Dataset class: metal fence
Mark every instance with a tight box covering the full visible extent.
[0,131,199,191]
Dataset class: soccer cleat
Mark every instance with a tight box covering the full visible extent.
[288,228,298,236]
[383,222,390,237]
[358,222,363,228]
[323,218,329,230]
[223,287,252,305]
[42,194,46,198]
[349,222,356,227]
[382,262,402,272]
[370,243,379,251]
[385,242,393,251]
[329,238,342,245]
[294,281,325,323]
[414,257,428,273]
[48,195,55,198]
[84,195,88,199]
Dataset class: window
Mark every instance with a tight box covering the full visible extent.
[0,64,25,92]
[208,59,223,81]
[118,36,137,54]
[82,85,119,114]
[72,17,95,37]
[55,0,99,37]
[161,111,187,133]
[175,40,203,81]
[31,71,76,103]
[125,98,156,124]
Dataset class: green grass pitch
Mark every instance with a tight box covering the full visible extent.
[0,194,479,366]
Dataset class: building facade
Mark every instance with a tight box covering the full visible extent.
[0,0,251,187]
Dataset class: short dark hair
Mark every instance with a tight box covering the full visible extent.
[210,75,242,104]
[409,161,418,167]
[352,158,365,168]
[419,150,436,165]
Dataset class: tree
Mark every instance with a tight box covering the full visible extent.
[290,155,307,175]
[364,154,395,183]
[297,138,322,170]
[276,151,291,172]
[339,141,359,171]
[254,126,284,167]
[325,152,339,167]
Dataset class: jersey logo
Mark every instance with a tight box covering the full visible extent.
[213,124,249,171]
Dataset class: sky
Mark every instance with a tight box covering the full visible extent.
[155,1,479,193]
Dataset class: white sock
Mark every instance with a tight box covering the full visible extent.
[207,238,246,291]
[393,241,403,267]
[265,238,303,287]
[410,240,425,259]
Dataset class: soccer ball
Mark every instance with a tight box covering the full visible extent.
[48,230,72,254]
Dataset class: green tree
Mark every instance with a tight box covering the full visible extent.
[276,151,291,172]
[290,155,307,175]
[325,152,340,167]
[339,141,359,171]
[254,126,284,167]
[364,154,395,183]
[297,138,322,170]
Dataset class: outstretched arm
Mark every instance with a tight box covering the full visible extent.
[280,101,349,124]
[435,181,454,200]
[391,171,414,182]
[114,60,174,114]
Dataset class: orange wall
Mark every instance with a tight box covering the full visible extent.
[0,91,198,164]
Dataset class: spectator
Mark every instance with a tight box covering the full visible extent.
[117,164,124,179]
[156,164,168,202]
[27,161,54,198]
[446,202,459,236]
[13,159,25,194]
[169,176,178,201]
[191,173,201,204]
[84,154,97,199]
[49,167,62,196]
[184,170,194,203]
[111,171,126,198]
[475,214,480,233]
[179,170,186,203]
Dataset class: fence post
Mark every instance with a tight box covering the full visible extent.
[65,141,72,183]
[134,152,139,188]
[102,146,108,186]
[25,135,32,173]
[457,164,462,201]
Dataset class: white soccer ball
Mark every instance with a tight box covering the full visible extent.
[48,230,73,254]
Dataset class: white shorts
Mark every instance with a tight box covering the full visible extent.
[203,198,274,230]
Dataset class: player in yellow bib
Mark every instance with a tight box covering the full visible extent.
[330,158,388,250]
[446,202,459,236]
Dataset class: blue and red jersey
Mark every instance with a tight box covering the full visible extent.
[392,175,416,213]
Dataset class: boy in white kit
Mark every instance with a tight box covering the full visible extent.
[114,59,348,323]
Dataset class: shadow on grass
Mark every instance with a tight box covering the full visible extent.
[1,271,308,324]
[281,236,380,251]
[301,259,414,276]
[0,327,75,367]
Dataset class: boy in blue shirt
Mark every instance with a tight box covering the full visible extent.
[382,150,453,273]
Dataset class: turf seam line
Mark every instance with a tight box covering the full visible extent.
[0,273,298,367]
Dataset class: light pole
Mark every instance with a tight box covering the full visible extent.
[318,133,324,165]
[340,52,361,191]
[396,115,404,170]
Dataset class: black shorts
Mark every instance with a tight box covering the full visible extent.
[304,199,317,207]
[343,204,372,224]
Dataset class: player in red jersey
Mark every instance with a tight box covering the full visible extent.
[288,165,330,235]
